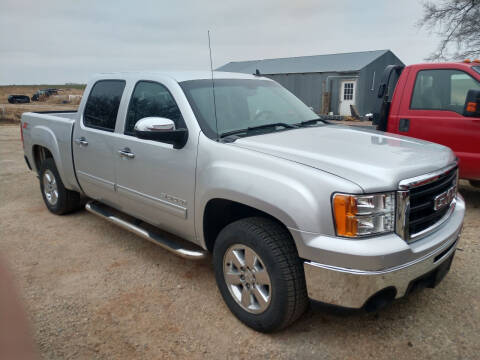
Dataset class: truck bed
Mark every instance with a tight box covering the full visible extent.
[21,111,81,193]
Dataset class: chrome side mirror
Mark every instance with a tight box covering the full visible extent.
[134,117,188,149]
[134,117,176,132]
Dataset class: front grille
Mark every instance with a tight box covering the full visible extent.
[408,167,457,236]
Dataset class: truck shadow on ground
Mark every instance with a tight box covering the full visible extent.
[459,182,480,208]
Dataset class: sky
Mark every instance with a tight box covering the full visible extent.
[0,0,442,85]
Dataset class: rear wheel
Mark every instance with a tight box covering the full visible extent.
[39,158,81,214]
[469,180,480,188]
[213,217,308,332]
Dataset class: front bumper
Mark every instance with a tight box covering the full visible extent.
[301,195,464,309]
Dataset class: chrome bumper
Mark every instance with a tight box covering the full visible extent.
[303,195,464,309]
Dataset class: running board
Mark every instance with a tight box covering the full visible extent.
[85,201,207,260]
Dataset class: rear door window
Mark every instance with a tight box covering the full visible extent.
[84,80,126,131]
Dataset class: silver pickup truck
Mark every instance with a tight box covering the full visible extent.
[21,71,465,332]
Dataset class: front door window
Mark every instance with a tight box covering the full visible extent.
[410,69,480,114]
[125,81,184,135]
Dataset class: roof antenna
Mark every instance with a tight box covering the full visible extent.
[208,30,219,140]
[254,69,261,76]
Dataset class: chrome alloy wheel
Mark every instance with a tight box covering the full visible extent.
[223,244,272,314]
[43,169,58,206]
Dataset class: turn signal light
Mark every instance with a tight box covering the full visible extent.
[333,195,358,237]
[466,101,477,112]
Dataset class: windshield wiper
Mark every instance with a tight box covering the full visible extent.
[296,118,327,127]
[219,122,297,138]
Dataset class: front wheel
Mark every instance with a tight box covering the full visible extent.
[213,217,308,332]
[469,180,480,188]
[39,158,81,214]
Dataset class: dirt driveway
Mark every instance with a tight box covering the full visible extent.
[0,124,479,359]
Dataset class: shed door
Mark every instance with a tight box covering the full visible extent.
[339,80,356,116]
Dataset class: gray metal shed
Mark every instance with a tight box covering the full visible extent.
[217,50,404,116]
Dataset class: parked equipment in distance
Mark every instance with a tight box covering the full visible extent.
[21,71,465,332]
[31,88,60,101]
[8,95,30,104]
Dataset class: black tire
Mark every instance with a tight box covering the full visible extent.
[469,180,480,188]
[39,158,81,215]
[213,217,308,332]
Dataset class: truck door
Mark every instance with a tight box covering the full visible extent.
[112,80,197,241]
[396,68,480,178]
[72,80,126,206]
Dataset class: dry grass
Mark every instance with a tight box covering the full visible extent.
[0,85,85,123]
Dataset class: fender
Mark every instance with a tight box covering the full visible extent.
[194,155,362,251]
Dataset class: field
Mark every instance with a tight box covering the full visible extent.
[0,85,85,123]
[0,124,479,359]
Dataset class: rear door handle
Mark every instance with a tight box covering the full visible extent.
[118,148,135,159]
[74,137,88,146]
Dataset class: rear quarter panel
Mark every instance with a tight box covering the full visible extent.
[21,112,80,192]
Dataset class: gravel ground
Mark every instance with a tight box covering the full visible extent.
[0,124,479,359]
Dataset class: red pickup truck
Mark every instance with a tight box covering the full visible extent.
[374,60,480,187]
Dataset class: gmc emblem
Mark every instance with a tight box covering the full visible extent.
[433,185,456,211]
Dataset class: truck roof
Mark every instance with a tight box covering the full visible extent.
[406,61,480,71]
[90,71,266,83]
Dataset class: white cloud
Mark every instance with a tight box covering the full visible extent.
[0,0,440,84]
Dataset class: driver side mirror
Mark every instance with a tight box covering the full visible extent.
[134,117,188,149]
[464,89,480,117]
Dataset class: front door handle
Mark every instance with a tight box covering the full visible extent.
[74,137,88,146]
[118,148,135,159]
[399,118,410,132]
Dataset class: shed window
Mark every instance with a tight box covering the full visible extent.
[343,83,354,100]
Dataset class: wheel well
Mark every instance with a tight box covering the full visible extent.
[32,145,53,174]
[203,199,288,252]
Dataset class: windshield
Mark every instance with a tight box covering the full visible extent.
[473,66,480,75]
[180,79,318,139]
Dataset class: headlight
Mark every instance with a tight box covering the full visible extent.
[332,192,395,238]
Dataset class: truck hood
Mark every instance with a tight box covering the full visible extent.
[231,125,456,192]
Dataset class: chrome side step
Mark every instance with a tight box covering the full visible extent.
[85,201,207,260]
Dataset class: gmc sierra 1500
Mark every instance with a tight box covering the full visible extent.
[21,71,464,332]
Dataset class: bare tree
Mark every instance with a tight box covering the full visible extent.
[419,0,480,60]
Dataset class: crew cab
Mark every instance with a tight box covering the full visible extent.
[21,71,465,332]
[374,60,480,187]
